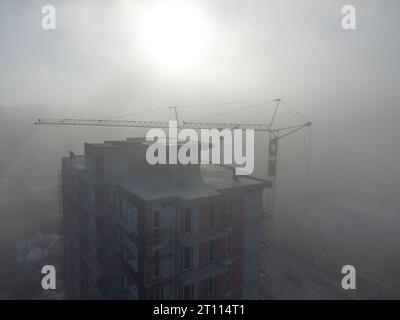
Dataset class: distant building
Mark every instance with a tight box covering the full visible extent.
[15,233,64,299]
[62,138,272,299]
[301,200,400,299]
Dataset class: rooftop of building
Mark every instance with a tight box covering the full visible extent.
[118,164,271,203]
[16,233,63,263]
[63,137,272,203]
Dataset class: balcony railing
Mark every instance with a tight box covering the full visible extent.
[178,261,228,284]
[178,225,233,247]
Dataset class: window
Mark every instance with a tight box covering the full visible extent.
[183,283,194,300]
[95,155,104,177]
[182,208,192,233]
[96,247,105,265]
[208,240,216,263]
[96,215,105,233]
[153,286,163,300]
[153,251,160,278]
[207,276,216,298]
[209,204,216,227]
[126,205,138,234]
[154,209,161,240]
[154,209,160,230]
[225,233,232,256]
[121,275,126,291]
[98,276,107,297]
[225,264,232,288]
[182,246,193,270]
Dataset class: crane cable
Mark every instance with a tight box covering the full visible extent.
[186,99,310,128]
[103,98,276,121]
[188,101,271,122]
[277,126,308,168]
[305,126,312,219]
[280,100,310,123]
[103,106,171,120]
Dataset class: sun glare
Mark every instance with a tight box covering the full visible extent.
[137,1,210,71]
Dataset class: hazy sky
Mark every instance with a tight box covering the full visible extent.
[1,0,398,107]
[1,0,400,210]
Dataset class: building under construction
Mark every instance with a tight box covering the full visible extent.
[61,138,272,299]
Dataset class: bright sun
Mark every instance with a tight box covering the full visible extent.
[137,1,209,70]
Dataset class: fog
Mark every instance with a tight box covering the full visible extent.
[1,0,399,299]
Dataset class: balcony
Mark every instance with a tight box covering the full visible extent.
[178,225,233,247]
[178,261,228,284]
[145,228,173,248]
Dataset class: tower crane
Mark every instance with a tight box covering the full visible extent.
[34,99,312,214]
[35,99,311,300]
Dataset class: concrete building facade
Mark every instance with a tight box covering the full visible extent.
[62,138,272,299]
